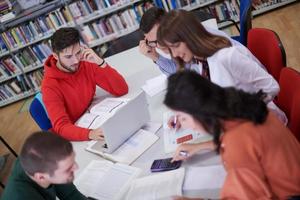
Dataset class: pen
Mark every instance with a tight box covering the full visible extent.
[179,151,189,157]
[173,115,177,129]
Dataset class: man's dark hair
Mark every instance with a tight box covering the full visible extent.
[51,27,80,53]
[20,131,73,176]
[139,7,166,34]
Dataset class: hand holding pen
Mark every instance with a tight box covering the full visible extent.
[167,115,181,130]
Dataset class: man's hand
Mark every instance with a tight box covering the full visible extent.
[81,47,106,67]
[88,128,104,140]
[139,40,159,62]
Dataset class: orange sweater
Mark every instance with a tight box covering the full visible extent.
[41,55,128,141]
[221,113,300,199]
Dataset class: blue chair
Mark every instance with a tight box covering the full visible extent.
[29,92,52,131]
[220,0,252,46]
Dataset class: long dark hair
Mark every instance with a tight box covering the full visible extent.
[164,71,268,152]
[157,10,231,70]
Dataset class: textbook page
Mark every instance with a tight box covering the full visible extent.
[86,129,159,164]
[74,160,141,200]
[76,97,129,129]
[163,111,213,153]
[90,97,129,115]
[125,168,185,200]
[142,74,167,97]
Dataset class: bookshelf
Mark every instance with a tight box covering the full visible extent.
[0,0,298,107]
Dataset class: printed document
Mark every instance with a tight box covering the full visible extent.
[125,168,185,200]
[163,111,213,153]
[74,160,141,200]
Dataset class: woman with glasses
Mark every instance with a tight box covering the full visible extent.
[165,71,300,199]
[138,7,241,75]
[157,9,287,126]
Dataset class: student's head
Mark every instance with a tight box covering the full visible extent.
[51,27,82,73]
[139,7,167,52]
[157,10,231,63]
[164,71,268,152]
[20,131,78,186]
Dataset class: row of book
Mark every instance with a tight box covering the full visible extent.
[0,70,43,102]
[0,36,9,54]
[68,0,141,21]
[206,0,240,21]
[80,6,146,44]
[0,41,51,80]
[1,7,74,50]
[0,0,12,15]
[0,0,150,52]
[154,0,239,21]
[251,0,292,9]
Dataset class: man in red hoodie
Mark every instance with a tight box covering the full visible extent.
[41,27,128,141]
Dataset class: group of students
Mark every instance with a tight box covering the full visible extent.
[2,6,300,200]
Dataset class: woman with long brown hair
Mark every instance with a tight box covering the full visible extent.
[157,9,286,125]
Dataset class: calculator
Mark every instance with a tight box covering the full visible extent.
[150,158,182,172]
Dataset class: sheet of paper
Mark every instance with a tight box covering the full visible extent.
[90,98,129,115]
[106,129,159,164]
[142,74,167,97]
[75,113,99,129]
[183,165,226,190]
[163,111,213,153]
[141,121,162,134]
[76,97,130,129]
[125,168,185,200]
[75,160,141,200]
[74,160,114,196]
[86,129,159,164]
[91,163,141,200]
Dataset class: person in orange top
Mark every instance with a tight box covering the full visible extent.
[164,71,300,199]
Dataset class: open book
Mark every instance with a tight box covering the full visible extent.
[86,128,160,165]
[76,97,129,129]
[125,168,185,200]
[74,160,141,200]
[163,111,213,153]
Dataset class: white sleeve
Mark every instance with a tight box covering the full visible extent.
[224,46,279,102]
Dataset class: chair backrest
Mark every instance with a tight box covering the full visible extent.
[29,92,52,131]
[277,67,300,141]
[103,29,144,58]
[239,0,252,46]
[247,28,286,81]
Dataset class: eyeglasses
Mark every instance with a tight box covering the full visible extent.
[146,39,158,48]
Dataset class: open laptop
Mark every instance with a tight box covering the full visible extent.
[89,91,150,154]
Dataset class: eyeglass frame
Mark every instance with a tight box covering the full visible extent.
[146,39,158,48]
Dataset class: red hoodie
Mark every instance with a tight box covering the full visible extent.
[41,55,128,141]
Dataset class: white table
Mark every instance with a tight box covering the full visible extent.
[73,47,222,198]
